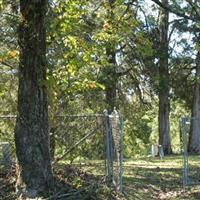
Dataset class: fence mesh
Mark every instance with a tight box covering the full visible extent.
[0,111,124,191]
[51,114,106,177]
[0,116,16,166]
[181,117,200,186]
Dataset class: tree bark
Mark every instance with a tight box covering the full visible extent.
[14,0,53,198]
[188,51,200,153]
[104,0,117,114]
[158,0,172,154]
[105,47,117,114]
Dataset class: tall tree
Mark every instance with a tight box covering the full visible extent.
[158,0,172,154]
[102,0,117,114]
[151,0,200,153]
[188,44,200,153]
[100,0,135,114]
[14,0,53,198]
[104,43,117,114]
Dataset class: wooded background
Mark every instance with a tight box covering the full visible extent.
[0,0,200,198]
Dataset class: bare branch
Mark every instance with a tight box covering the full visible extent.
[151,0,197,21]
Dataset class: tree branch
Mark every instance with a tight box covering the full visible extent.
[151,0,197,21]
[117,67,133,77]
[185,0,200,18]
[0,61,15,69]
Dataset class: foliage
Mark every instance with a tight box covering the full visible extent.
[0,0,200,197]
[0,0,197,156]
[0,164,122,200]
[122,98,152,157]
[0,3,18,115]
[170,100,190,153]
[0,0,197,158]
[3,156,200,199]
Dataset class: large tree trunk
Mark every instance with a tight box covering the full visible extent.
[158,0,172,154]
[158,92,171,154]
[188,51,200,153]
[14,0,53,198]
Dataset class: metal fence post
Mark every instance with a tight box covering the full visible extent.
[111,109,120,191]
[103,110,113,187]
[181,117,189,186]
[119,114,124,192]
[109,108,124,192]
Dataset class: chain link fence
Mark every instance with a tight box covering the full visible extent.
[0,115,16,167]
[180,117,200,186]
[0,110,124,191]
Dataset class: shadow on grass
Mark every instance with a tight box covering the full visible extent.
[122,156,200,200]
[123,167,184,200]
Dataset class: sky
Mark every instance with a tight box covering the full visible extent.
[142,0,195,58]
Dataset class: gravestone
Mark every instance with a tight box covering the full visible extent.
[151,144,164,159]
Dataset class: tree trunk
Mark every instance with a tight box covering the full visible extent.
[105,47,117,114]
[159,92,171,154]
[14,0,53,198]
[188,51,200,153]
[158,0,172,154]
[104,0,117,114]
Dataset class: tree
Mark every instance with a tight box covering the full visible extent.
[46,0,106,115]
[98,0,139,113]
[158,0,172,154]
[103,0,117,114]
[188,47,200,153]
[14,0,53,198]
[125,0,172,154]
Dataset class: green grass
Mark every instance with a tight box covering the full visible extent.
[122,155,200,200]
[2,155,200,199]
[66,155,200,199]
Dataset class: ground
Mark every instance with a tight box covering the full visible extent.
[1,155,200,199]
[123,155,200,200]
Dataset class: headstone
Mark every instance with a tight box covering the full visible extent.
[151,144,164,159]
[158,145,164,159]
[151,145,158,157]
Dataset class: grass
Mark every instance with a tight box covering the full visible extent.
[70,155,200,199]
[2,155,200,199]
[122,155,200,200]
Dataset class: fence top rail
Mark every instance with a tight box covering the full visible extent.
[55,114,105,118]
[181,116,200,120]
[0,112,123,119]
[0,114,106,119]
[0,115,17,118]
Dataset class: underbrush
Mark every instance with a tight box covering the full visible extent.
[0,164,122,200]
[0,165,16,200]
[2,156,200,199]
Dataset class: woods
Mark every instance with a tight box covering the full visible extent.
[1,0,200,199]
